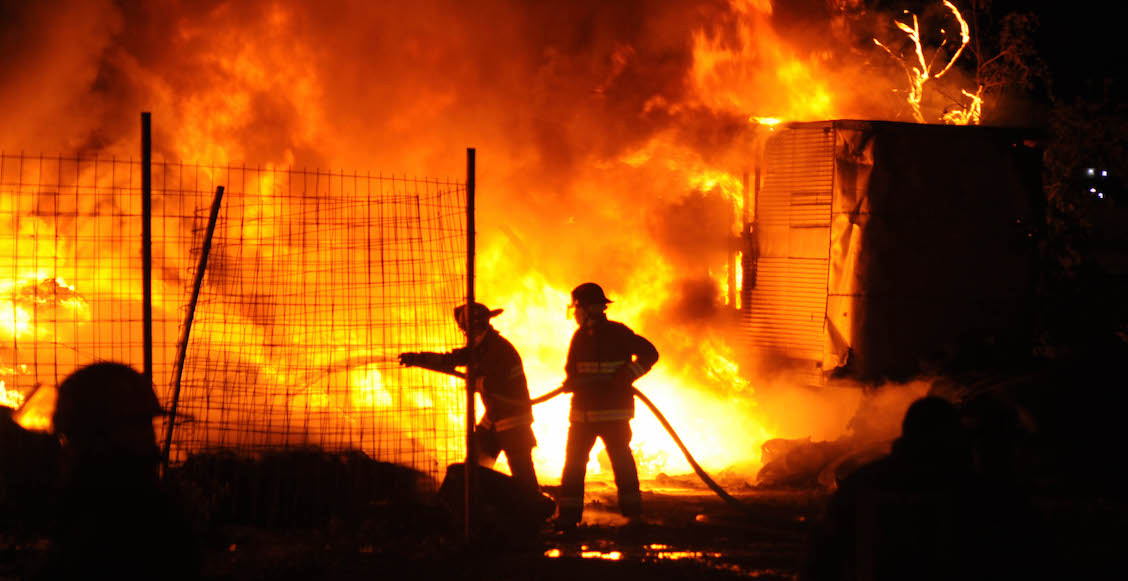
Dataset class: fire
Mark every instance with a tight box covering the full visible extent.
[1,0,974,486]
[689,1,839,123]
[942,87,983,126]
[1,380,24,408]
[1,270,91,430]
[874,0,980,124]
[481,187,774,481]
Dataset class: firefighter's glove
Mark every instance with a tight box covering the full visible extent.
[398,352,423,367]
[561,377,577,393]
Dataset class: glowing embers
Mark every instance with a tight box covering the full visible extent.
[543,542,739,568]
[543,546,623,561]
[582,550,623,561]
[646,543,722,561]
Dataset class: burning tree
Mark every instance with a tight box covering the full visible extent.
[869,0,1050,126]
[966,4,1050,124]
[873,0,978,124]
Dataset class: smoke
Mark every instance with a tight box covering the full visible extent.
[0,0,123,152]
[2,0,968,475]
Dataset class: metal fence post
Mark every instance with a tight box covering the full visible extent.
[161,186,225,477]
[141,113,153,388]
[464,148,477,542]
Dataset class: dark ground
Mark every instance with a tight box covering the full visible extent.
[195,484,819,581]
[6,350,1128,580]
[3,456,1126,580]
[175,483,1125,580]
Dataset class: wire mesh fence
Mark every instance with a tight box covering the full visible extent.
[1,154,201,426]
[170,168,468,482]
[1,154,467,489]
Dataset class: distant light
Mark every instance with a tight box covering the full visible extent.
[1102,170,1108,177]
[1090,188,1097,193]
[1087,168,1096,176]
[1099,193,1105,199]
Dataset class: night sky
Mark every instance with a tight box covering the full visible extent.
[1002,0,1121,102]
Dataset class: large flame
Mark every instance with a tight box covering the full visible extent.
[0,0,968,483]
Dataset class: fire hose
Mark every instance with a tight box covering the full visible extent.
[531,385,745,509]
[436,368,746,509]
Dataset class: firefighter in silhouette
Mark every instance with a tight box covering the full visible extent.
[802,396,1051,581]
[398,303,540,498]
[556,282,659,530]
[37,362,199,580]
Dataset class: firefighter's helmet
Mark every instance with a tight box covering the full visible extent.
[52,361,166,438]
[571,282,612,306]
[453,302,503,330]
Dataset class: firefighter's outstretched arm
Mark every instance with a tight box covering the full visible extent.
[397,351,457,374]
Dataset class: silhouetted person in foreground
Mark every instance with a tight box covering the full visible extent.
[1,396,61,540]
[556,282,658,531]
[34,361,199,581]
[803,396,1049,581]
[399,303,543,501]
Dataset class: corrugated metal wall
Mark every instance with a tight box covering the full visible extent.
[743,124,834,366]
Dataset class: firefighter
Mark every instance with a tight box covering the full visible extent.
[398,302,540,498]
[556,282,659,530]
[40,362,200,580]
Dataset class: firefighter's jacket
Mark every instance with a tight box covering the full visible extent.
[423,330,533,432]
[564,317,659,423]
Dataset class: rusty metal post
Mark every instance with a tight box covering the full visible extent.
[161,185,225,477]
[141,113,153,388]
[464,147,477,541]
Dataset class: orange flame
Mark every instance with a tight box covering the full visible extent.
[0,0,953,484]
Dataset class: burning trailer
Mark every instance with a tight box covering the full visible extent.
[742,120,1042,384]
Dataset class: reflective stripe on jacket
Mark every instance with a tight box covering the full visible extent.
[569,408,634,423]
[565,318,658,423]
[480,411,534,431]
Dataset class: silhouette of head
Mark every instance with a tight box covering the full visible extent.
[453,302,502,336]
[571,282,611,307]
[898,396,964,452]
[570,282,611,327]
[53,362,165,459]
